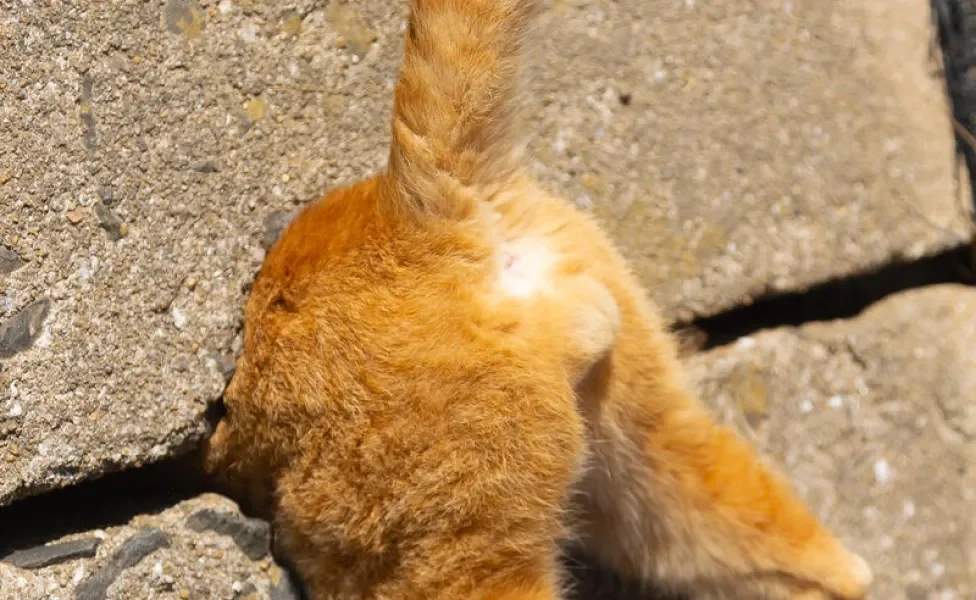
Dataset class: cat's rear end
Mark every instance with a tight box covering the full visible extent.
[203,0,873,598]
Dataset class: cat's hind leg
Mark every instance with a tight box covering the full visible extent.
[574,363,872,599]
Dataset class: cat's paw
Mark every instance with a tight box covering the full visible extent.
[783,545,872,600]
[822,549,872,600]
[708,536,871,600]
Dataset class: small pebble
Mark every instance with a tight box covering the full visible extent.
[735,336,757,349]
[172,307,188,329]
[874,458,891,484]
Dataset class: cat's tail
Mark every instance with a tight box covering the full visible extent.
[385,0,538,219]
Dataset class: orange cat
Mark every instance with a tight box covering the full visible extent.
[203,1,872,599]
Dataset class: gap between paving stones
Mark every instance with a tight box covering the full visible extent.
[679,242,974,353]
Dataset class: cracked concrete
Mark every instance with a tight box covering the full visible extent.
[0,493,301,600]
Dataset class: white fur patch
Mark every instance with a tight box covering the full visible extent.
[496,240,555,298]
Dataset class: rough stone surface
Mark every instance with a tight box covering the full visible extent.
[0,494,298,600]
[688,284,976,599]
[2,538,101,571]
[0,0,402,506]
[0,0,966,505]
[73,527,171,600]
[526,0,969,321]
[185,509,271,561]
[0,299,51,360]
[0,247,25,276]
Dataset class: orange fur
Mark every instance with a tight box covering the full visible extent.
[202,0,872,598]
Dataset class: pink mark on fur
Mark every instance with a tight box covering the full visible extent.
[503,252,517,270]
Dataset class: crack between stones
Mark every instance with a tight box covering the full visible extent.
[0,454,213,560]
[678,243,975,352]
